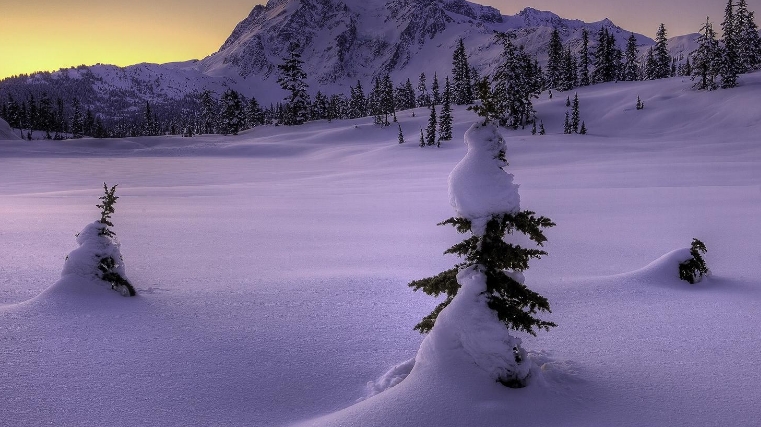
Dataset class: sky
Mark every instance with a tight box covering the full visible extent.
[1,0,760,79]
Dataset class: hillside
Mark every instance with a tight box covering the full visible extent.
[1,72,760,426]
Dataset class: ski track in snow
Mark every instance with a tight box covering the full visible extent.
[1,74,761,426]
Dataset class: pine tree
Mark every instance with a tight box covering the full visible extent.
[580,121,587,134]
[438,76,453,141]
[571,93,580,133]
[563,111,571,134]
[579,28,591,86]
[419,129,425,147]
[692,17,721,90]
[623,33,640,81]
[200,90,218,134]
[736,0,761,72]
[653,23,672,79]
[636,96,645,110]
[220,89,247,135]
[247,97,265,127]
[546,28,564,90]
[277,42,310,125]
[382,75,396,125]
[679,238,710,284]
[644,47,656,80]
[426,104,437,146]
[721,0,739,88]
[409,85,556,388]
[93,183,136,296]
[431,73,441,105]
[71,98,84,138]
[491,32,542,129]
[566,96,571,107]
[593,28,621,83]
[539,121,545,135]
[417,72,430,107]
[349,80,368,119]
[531,119,537,135]
[398,124,405,144]
[452,39,474,105]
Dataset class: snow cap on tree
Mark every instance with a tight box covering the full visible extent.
[449,123,520,235]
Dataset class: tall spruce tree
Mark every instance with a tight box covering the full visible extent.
[431,73,441,105]
[579,28,591,86]
[71,98,84,138]
[426,104,437,146]
[452,38,474,105]
[220,89,247,135]
[417,73,430,107]
[277,42,310,125]
[349,80,367,119]
[438,76,453,141]
[736,0,761,72]
[571,93,580,133]
[721,0,739,88]
[492,33,542,129]
[692,17,721,90]
[623,33,640,81]
[653,23,672,79]
[545,28,564,90]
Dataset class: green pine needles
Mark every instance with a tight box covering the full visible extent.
[409,212,557,335]
[679,238,710,284]
[96,183,136,296]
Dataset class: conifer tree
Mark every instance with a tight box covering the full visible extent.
[531,119,537,135]
[277,42,310,125]
[438,76,453,141]
[426,104,437,146]
[431,73,441,105]
[653,24,672,79]
[349,80,367,119]
[546,28,564,90]
[398,124,405,144]
[571,93,580,133]
[247,97,265,127]
[452,39,474,105]
[736,0,761,72]
[563,111,571,134]
[539,121,545,135]
[71,98,84,138]
[200,90,218,134]
[417,72,430,107]
[636,96,644,110]
[419,129,425,147]
[692,17,720,90]
[409,84,556,386]
[579,28,591,86]
[593,28,621,83]
[721,0,739,88]
[679,238,710,284]
[220,89,247,135]
[492,32,542,129]
[623,33,640,81]
[580,121,587,134]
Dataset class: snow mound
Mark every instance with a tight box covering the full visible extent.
[615,248,708,289]
[0,117,21,140]
[41,221,133,299]
[415,266,536,385]
[448,122,520,234]
[364,358,415,399]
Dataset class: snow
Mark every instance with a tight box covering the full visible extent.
[448,121,520,234]
[0,117,21,140]
[2,73,761,426]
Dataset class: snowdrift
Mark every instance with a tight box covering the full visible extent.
[0,117,21,140]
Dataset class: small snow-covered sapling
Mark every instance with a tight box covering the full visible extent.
[679,238,709,284]
[96,183,136,296]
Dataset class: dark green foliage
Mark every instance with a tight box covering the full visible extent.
[579,28,591,86]
[97,183,118,237]
[679,238,710,284]
[452,38,474,105]
[410,211,556,335]
[636,96,644,110]
[438,77,453,142]
[398,124,405,144]
[95,183,136,296]
[419,129,425,147]
[623,33,640,81]
[692,17,721,90]
[571,93,580,133]
[580,121,587,134]
[426,104,437,146]
[653,24,672,79]
[277,42,310,125]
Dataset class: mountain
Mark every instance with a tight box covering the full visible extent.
[0,0,666,122]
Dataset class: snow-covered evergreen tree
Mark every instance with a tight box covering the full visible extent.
[491,32,542,129]
[71,98,84,138]
[200,90,218,134]
[579,28,591,86]
[545,28,564,90]
[679,238,710,284]
[419,128,425,147]
[220,89,247,135]
[247,97,265,127]
[62,183,136,297]
[571,93,580,133]
[452,39,474,105]
[398,124,405,144]
[721,0,739,88]
[692,17,721,90]
[277,42,310,125]
[431,73,441,106]
[653,23,672,79]
[409,86,556,387]
[417,73,430,107]
[438,76,453,142]
[736,0,761,72]
[426,104,437,146]
[593,28,621,83]
[349,80,367,119]
[622,33,640,81]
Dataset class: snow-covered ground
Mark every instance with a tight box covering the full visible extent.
[1,73,760,426]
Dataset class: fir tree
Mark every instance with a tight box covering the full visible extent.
[531,119,537,135]
[565,96,571,107]
[247,97,265,127]
[277,42,310,125]
[200,90,218,134]
[692,17,720,90]
[721,0,739,88]
[563,111,571,134]
[93,183,136,296]
[438,77,453,142]
[71,98,84,138]
[539,121,545,135]
[431,73,441,105]
[220,89,247,135]
[491,32,542,129]
[398,124,405,144]
[644,47,657,80]
[546,28,564,90]
[349,81,367,119]
[653,23,672,79]
[579,28,591,86]
[452,39,474,105]
[593,28,621,83]
[736,0,761,72]
[419,129,425,147]
[636,96,645,110]
[417,72,430,107]
[409,84,557,388]
[623,33,640,81]
[426,104,437,146]
[679,238,710,284]
[580,121,587,134]
[571,93,580,133]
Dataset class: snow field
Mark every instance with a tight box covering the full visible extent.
[1,73,761,426]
